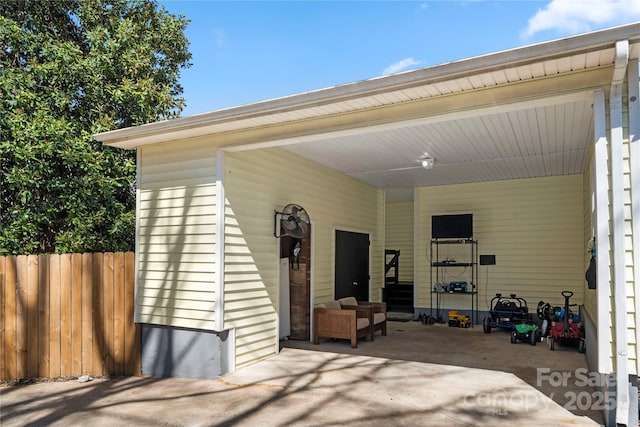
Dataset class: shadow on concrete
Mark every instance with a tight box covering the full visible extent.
[282,320,604,425]
[0,321,600,426]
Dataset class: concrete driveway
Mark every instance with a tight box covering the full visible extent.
[0,321,602,426]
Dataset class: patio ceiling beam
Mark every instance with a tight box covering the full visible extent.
[223,90,596,153]
[221,70,609,153]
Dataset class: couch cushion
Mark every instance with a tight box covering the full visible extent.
[338,296,358,307]
[356,318,370,330]
[323,300,341,310]
[373,312,386,325]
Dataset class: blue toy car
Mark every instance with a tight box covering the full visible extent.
[483,293,529,333]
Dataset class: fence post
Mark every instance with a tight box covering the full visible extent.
[0,256,5,380]
[60,254,72,377]
[26,255,39,378]
[16,256,27,379]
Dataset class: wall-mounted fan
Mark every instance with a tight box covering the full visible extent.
[274,204,310,239]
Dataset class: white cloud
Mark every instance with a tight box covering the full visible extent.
[213,28,227,48]
[523,0,640,38]
[383,57,422,75]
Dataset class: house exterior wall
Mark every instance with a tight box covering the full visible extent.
[629,60,640,379]
[581,147,601,374]
[385,201,414,282]
[586,61,639,426]
[596,68,638,377]
[135,140,384,371]
[137,139,219,330]
[140,324,231,379]
[415,175,584,315]
[620,70,638,377]
[587,68,638,389]
[583,150,597,320]
[222,147,385,369]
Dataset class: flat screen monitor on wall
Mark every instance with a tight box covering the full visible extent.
[431,214,473,239]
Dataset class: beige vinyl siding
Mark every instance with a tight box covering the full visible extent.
[620,80,636,374]
[582,150,597,321]
[594,79,637,375]
[385,201,414,282]
[137,140,218,330]
[416,175,584,313]
[223,147,384,369]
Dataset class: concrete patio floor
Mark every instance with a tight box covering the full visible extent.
[284,318,605,424]
[0,320,604,426]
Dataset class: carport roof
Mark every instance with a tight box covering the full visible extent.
[96,23,640,191]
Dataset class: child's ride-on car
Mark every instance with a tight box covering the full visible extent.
[547,290,585,352]
[511,322,540,346]
[483,293,529,333]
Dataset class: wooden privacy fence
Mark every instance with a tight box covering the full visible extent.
[0,252,140,381]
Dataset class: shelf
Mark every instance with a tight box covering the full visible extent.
[430,239,476,245]
[430,238,478,326]
[431,291,476,295]
[432,262,474,267]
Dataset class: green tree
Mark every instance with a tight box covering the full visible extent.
[0,0,191,255]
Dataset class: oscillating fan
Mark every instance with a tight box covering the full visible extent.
[274,204,310,238]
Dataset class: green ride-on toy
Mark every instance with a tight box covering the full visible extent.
[510,322,540,346]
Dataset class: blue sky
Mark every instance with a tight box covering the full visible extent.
[160,0,640,117]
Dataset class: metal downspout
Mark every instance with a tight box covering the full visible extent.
[610,39,630,426]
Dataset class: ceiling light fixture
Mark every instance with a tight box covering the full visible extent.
[420,154,434,169]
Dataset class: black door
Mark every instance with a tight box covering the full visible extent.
[335,230,369,301]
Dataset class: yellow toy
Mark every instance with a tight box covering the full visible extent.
[448,310,471,328]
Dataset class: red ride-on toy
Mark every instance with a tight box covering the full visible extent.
[547,290,585,352]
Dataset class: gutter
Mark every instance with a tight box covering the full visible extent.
[610,39,630,426]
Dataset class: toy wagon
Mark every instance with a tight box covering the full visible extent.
[546,290,586,352]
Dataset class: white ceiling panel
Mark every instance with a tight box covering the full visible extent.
[284,97,594,190]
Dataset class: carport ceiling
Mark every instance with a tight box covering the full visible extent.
[282,95,594,190]
[95,22,640,196]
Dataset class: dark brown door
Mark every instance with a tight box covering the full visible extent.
[335,230,369,301]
